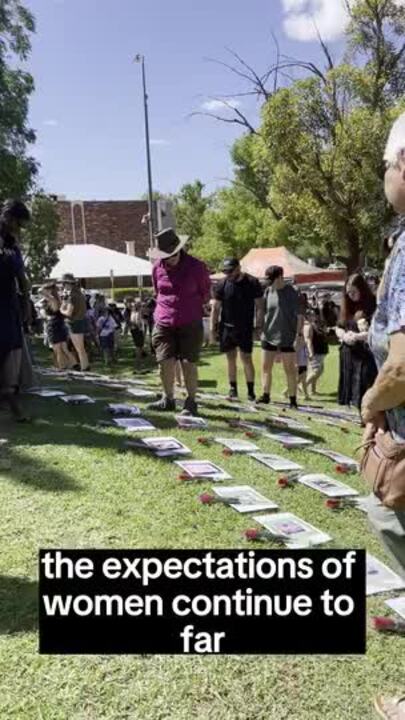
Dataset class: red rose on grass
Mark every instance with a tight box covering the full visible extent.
[278,477,290,488]
[199,493,216,505]
[372,616,396,632]
[244,528,260,541]
[326,499,342,510]
[222,448,233,457]
[336,464,349,474]
[178,473,189,481]
[198,437,209,445]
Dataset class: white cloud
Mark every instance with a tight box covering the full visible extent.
[281,0,349,42]
[150,139,170,146]
[43,119,59,127]
[202,98,241,111]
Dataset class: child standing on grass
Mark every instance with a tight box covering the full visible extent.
[96,308,117,367]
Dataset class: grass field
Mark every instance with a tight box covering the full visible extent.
[0,340,404,720]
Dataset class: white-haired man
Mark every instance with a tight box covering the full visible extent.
[360,112,405,720]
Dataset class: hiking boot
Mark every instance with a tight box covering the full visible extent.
[256,394,270,405]
[147,397,176,412]
[181,397,198,416]
[247,392,256,403]
[227,387,238,401]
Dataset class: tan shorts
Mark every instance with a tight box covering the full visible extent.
[152,321,204,363]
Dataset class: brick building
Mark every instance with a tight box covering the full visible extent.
[55,199,152,259]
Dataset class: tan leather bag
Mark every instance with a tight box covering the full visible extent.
[360,431,405,510]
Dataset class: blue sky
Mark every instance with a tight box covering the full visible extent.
[25,0,348,200]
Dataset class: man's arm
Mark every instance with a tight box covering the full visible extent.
[255,297,265,333]
[304,323,314,359]
[210,299,221,343]
[362,331,405,423]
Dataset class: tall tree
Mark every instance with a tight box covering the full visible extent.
[0,0,37,200]
[174,180,212,244]
[196,0,405,270]
[21,194,60,282]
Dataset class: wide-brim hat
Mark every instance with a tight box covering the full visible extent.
[60,273,77,284]
[148,228,189,261]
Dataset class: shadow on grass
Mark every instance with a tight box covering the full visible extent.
[0,575,38,634]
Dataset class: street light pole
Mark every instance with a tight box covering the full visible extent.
[135,54,155,251]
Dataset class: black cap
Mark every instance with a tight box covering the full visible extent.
[222,258,240,274]
[265,265,284,284]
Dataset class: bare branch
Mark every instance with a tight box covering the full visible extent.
[188,111,257,135]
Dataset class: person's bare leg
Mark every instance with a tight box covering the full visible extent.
[282,353,298,405]
[53,344,66,370]
[261,351,276,396]
[70,333,89,371]
[181,361,198,400]
[160,358,176,399]
[61,342,76,369]
[240,352,255,383]
[298,370,310,399]
[226,349,237,384]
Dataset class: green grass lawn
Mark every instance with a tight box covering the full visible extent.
[0,340,404,720]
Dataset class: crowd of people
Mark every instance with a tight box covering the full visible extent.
[1,111,405,718]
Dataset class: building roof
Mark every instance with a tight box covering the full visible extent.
[50,244,152,280]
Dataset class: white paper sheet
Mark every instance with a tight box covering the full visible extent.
[108,404,141,416]
[28,389,66,398]
[175,415,208,429]
[175,460,231,481]
[298,473,359,498]
[60,395,96,404]
[142,437,191,457]
[253,512,331,548]
[113,417,155,431]
[366,554,405,596]
[126,388,157,399]
[214,438,259,453]
[266,433,314,448]
[310,448,359,470]
[251,453,303,472]
[214,486,278,513]
[385,596,405,619]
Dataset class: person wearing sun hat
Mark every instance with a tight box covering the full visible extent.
[60,273,90,371]
[147,228,211,415]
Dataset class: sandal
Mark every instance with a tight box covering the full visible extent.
[374,695,405,719]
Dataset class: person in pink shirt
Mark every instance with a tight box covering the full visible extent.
[148,229,211,415]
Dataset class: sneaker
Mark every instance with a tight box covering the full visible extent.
[227,387,238,401]
[181,397,198,416]
[247,393,256,403]
[256,394,270,405]
[147,397,176,412]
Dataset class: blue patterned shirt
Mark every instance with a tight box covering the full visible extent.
[369,231,405,440]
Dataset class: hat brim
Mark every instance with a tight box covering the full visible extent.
[148,235,188,261]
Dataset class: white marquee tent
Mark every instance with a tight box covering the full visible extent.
[50,244,152,281]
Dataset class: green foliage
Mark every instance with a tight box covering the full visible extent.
[0,0,37,200]
[199,0,405,270]
[21,194,59,281]
[174,179,212,244]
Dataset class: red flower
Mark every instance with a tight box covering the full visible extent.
[223,448,233,456]
[372,616,396,632]
[178,473,190,481]
[336,464,349,474]
[199,493,216,505]
[198,437,209,445]
[326,499,342,510]
[245,431,255,439]
[278,477,289,488]
[244,528,261,541]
